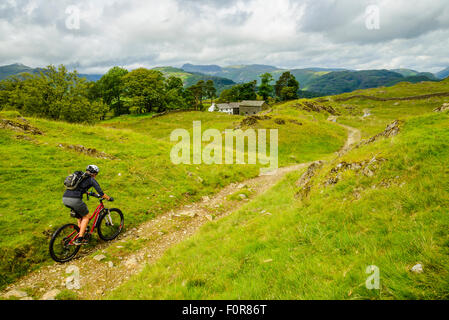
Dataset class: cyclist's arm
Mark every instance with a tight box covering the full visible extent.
[91,178,110,200]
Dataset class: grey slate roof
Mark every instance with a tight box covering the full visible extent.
[217,102,240,109]
[239,100,266,107]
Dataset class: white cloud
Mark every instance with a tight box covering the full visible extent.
[0,0,448,74]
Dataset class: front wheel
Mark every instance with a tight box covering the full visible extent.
[49,224,81,263]
[97,208,124,241]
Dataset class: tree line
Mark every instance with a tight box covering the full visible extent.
[0,65,217,123]
[0,64,301,123]
[216,71,300,103]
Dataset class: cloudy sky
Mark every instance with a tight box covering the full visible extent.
[1,0,448,74]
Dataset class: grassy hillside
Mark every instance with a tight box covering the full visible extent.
[109,80,449,300]
[321,77,449,137]
[0,109,346,289]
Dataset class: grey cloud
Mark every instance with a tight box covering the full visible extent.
[298,0,449,44]
[0,0,448,74]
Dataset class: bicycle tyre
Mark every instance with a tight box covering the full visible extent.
[49,223,81,263]
[97,208,124,241]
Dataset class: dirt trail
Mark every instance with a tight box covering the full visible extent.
[1,121,360,300]
[336,123,362,156]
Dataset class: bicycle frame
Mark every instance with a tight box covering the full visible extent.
[67,201,105,245]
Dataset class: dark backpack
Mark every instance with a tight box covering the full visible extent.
[64,171,88,191]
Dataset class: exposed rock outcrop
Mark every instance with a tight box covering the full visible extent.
[357,120,403,148]
[274,118,286,125]
[324,156,387,186]
[295,161,324,198]
[57,143,118,160]
[434,103,449,112]
[295,101,339,115]
[287,119,302,126]
[239,115,272,127]
[0,118,43,135]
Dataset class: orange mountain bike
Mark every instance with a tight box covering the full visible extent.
[49,192,124,263]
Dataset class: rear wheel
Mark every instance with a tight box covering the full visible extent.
[97,208,124,241]
[49,224,81,263]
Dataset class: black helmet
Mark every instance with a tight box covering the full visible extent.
[86,164,100,174]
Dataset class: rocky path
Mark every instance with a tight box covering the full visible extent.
[337,123,362,156]
[2,122,361,301]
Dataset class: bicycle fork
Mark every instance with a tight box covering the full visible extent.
[103,209,114,227]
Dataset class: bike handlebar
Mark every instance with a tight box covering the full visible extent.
[87,192,114,202]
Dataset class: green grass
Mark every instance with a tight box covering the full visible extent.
[55,289,80,300]
[0,108,345,289]
[322,78,449,137]
[108,111,449,300]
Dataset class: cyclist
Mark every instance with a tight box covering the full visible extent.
[62,165,111,245]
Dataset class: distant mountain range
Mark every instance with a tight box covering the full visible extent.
[1,62,447,96]
[0,63,103,82]
[435,67,449,80]
[182,63,444,95]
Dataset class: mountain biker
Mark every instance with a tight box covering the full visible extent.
[62,165,111,245]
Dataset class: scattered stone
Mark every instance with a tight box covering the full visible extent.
[41,289,60,300]
[124,257,138,268]
[362,109,371,118]
[263,259,273,263]
[179,211,197,218]
[93,254,106,261]
[3,289,28,299]
[202,196,210,202]
[411,263,423,274]
[237,184,246,189]
[118,173,122,176]
[205,215,213,221]
[108,261,114,268]
[196,176,204,183]
[238,193,247,200]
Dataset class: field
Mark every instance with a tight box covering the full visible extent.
[1,78,448,299]
[108,80,449,299]
[0,108,346,289]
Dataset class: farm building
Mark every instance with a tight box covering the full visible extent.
[216,100,267,115]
